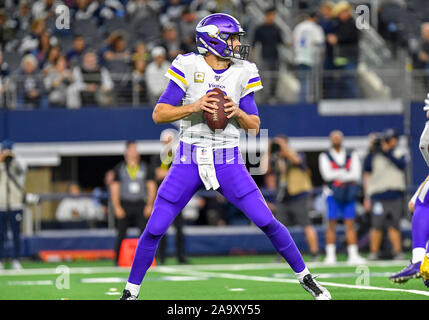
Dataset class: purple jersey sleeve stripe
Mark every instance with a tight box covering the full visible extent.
[169,65,185,78]
[157,80,186,106]
[248,76,261,84]
[239,92,259,116]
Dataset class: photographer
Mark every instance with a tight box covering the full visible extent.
[363,129,406,260]
[0,140,26,270]
[262,135,320,261]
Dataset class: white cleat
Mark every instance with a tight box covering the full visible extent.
[299,274,332,300]
[119,289,138,300]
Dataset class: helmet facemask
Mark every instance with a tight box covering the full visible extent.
[223,32,250,60]
[195,13,250,61]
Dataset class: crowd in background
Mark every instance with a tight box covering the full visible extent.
[0,0,429,108]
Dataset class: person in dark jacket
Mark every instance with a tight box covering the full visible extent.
[326,2,360,98]
[252,7,285,103]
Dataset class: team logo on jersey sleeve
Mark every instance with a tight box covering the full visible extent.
[194,72,205,83]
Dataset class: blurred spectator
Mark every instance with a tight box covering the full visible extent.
[66,35,88,68]
[89,0,125,26]
[0,51,11,108]
[159,22,186,62]
[262,172,277,213]
[210,0,243,21]
[126,0,162,21]
[41,45,62,74]
[110,140,157,265]
[201,194,228,226]
[17,54,43,109]
[252,7,285,103]
[189,0,215,14]
[160,0,186,27]
[149,129,188,264]
[318,130,365,265]
[181,195,203,224]
[31,31,58,67]
[363,129,407,260]
[131,42,149,64]
[318,1,335,34]
[99,31,131,70]
[178,6,204,53]
[327,1,360,98]
[114,57,149,105]
[145,46,170,103]
[262,135,320,261]
[55,182,104,224]
[72,0,97,21]
[44,55,76,108]
[32,0,64,20]
[72,50,114,107]
[19,18,45,55]
[318,1,336,99]
[417,23,429,70]
[0,10,14,51]
[0,140,27,270]
[9,1,33,38]
[293,12,325,103]
[131,59,149,104]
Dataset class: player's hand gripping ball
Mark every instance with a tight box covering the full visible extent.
[203,88,230,131]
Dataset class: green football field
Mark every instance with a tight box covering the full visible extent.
[0,254,428,300]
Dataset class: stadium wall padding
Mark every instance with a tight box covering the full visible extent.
[0,103,426,185]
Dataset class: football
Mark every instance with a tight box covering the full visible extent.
[203,88,230,132]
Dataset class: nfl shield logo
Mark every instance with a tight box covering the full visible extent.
[214,75,221,81]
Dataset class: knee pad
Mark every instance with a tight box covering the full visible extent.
[140,230,163,250]
[260,218,282,236]
[145,197,178,236]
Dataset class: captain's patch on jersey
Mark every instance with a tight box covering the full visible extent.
[194,72,205,83]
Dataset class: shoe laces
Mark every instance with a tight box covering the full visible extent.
[303,274,323,295]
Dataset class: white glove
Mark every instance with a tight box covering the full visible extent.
[424,93,429,111]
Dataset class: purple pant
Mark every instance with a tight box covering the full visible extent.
[128,142,306,285]
[412,195,429,250]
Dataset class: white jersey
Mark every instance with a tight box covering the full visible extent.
[165,53,263,149]
[293,20,325,67]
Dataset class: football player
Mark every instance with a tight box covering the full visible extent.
[389,94,429,287]
[120,13,331,300]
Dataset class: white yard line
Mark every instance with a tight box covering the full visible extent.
[0,259,412,276]
[0,266,130,276]
[155,267,429,298]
